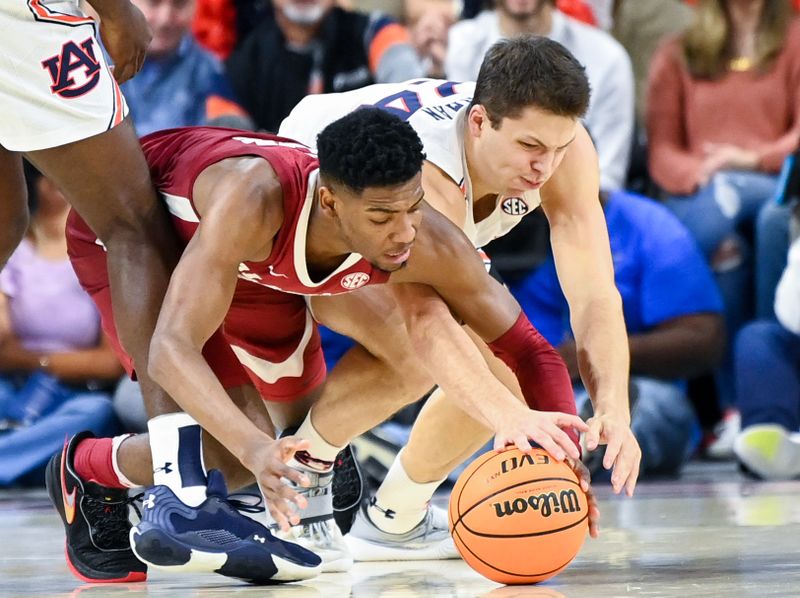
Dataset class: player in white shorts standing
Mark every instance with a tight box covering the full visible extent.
[277,36,641,561]
[0,0,187,582]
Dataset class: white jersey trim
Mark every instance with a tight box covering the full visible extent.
[163,192,199,223]
[293,169,363,288]
[230,311,314,383]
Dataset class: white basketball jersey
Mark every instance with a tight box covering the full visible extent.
[279,79,541,248]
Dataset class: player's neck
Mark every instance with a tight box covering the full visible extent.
[463,131,495,201]
[497,5,551,37]
[305,187,351,271]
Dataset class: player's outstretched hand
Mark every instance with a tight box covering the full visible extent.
[584,411,641,497]
[250,436,312,532]
[493,409,588,462]
[96,1,151,83]
[566,457,600,538]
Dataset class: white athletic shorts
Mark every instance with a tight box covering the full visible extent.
[0,0,128,151]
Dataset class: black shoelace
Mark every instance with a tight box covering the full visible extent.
[85,492,143,550]
[225,491,265,515]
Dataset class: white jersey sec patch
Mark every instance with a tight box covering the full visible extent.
[279,79,542,248]
[0,0,127,151]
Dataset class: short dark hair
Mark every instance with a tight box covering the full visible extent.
[471,35,591,127]
[317,108,425,195]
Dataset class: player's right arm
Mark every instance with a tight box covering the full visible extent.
[391,205,586,460]
[147,158,310,530]
[84,0,151,83]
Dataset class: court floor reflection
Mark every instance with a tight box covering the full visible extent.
[3,463,800,598]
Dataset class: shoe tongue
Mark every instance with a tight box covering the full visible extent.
[206,469,229,498]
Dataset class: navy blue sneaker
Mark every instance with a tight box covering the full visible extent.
[130,469,322,584]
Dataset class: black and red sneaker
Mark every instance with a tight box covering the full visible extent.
[45,431,147,583]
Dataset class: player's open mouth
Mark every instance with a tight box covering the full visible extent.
[385,247,412,263]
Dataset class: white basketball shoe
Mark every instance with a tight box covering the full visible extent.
[274,468,353,572]
[345,500,459,561]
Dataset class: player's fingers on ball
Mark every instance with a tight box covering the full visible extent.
[493,436,507,451]
[536,436,565,461]
[558,413,589,432]
[512,434,532,453]
[546,424,578,459]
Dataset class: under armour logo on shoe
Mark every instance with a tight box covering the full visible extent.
[254,534,266,543]
[153,462,173,474]
[369,496,396,519]
[143,494,156,509]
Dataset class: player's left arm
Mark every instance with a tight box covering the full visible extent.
[540,123,641,496]
[391,206,587,459]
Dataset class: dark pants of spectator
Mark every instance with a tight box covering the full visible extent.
[736,320,800,431]
[666,170,784,408]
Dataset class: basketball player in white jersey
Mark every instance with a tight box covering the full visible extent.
[278,36,640,560]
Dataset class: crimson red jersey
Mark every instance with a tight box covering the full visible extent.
[141,126,390,295]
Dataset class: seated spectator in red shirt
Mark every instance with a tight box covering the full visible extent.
[646,0,800,447]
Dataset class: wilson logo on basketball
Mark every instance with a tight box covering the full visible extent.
[341,272,370,289]
[493,489,581,519]
[501,197,529,216]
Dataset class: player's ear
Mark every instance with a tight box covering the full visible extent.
[467,105,488,137]
[318,184,339,217]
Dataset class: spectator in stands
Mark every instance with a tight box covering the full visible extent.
[445,0,634,192]
[512,190,725,477]
[124,0,251,136]
[733,204,800,480]
[612,0,694,127]
[226,0,424,132]
[647,0,800,452]
[0,164,122,486]
[409,10,451,77]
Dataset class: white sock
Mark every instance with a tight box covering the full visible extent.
[367,449,445,534]
[111,434,139,489]
[289,410,345,473]
[147,412,208,507]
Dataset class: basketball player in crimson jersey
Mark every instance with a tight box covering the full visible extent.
[275,35,635,561]
[49,108,587,581]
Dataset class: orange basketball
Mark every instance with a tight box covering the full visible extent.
[449,448,589,585]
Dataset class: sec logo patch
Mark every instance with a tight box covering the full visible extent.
[341,272,370,289]
[502,197,529,216]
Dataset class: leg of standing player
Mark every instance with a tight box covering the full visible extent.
[26,118,181,419]
[0,146,31,267]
